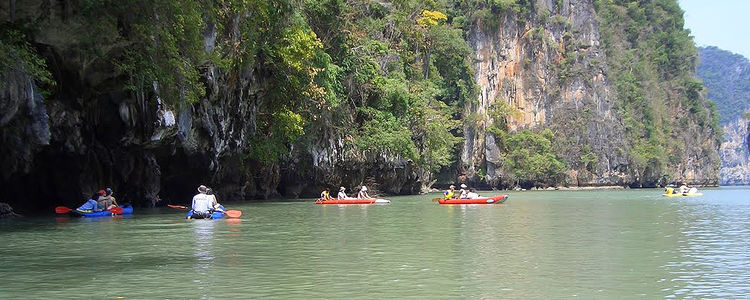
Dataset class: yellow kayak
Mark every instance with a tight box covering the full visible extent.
[662,193,703,197]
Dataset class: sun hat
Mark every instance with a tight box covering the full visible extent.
[460,184,467,188]
[97,190,106,196]
[340,187,345,191]
[198,185,207,193]
[361,186,368,191]
[105,188,113,195]
[449,185,455,189]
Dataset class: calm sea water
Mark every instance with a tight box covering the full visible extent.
[2,187,750,299]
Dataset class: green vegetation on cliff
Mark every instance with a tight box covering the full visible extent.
[697,46,750,124]
[4,0,719,189]
[595,0,720,183]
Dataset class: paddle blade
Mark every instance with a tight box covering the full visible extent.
[55,206,72,214]
[224,210,242,218]
[431,198,443,202]
[167,204,188,209]
[109,207,124,214]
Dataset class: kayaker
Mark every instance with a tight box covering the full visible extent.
[95,189,107,211]
[679,184,688,194]
[444,185,456,199]
[357,186,371,199]
[320,188,332,201]
[206,188,223,212]
[102,187,118,210]
[466,188,479,199]
[687,186,699,194]
[191,185,213,219]
[337,187,348,200]
[76,192,102,213]
[458,184,468,199]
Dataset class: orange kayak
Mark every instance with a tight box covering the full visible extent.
[438,195,508,204]
[315,198,391,204]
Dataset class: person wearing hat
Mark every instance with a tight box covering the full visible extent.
[191,185,213,219]
[95,189,108,211]
[444,185,456,199]
[101,187,119,210]
[357,186,371,199]
[337,187,348,200]
[458,184,468,199]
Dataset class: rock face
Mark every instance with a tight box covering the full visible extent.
[0,1,421,213]
[461,0,719,188]
[0,1,721,213]
[720,117,750,185]
[697,46,750,185]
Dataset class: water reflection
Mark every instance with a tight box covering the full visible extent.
[191,220,216,297]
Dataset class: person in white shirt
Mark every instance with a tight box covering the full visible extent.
[458,184,468,199]
[337,187,348,199]
[191,185,213,219]
[358,186,371,199]
[466,188,479,199]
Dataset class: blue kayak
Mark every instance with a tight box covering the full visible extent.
[73,205,133,217]
[186,205,225,220]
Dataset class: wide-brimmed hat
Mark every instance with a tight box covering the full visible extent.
[198,185,207,193]
[361,186,367,191]
[460,184,467,188]
[449,185,455,189]
[97,189,106,196]
[340,187,345,191]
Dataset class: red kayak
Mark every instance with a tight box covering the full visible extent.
[315,198,391,205]
[438,195,508,204]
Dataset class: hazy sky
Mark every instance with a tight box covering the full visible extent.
[679,0,750,59]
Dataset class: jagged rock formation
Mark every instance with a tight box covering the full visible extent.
[0,0,721,213]
[697,46,750,185]
[460,0,719,188]
[720,117,750,185]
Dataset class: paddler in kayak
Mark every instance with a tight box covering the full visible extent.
[76,192,103,213]
[320,188,332,201]
[458,184,468,199]
[102,187,119,210]
[444,185,456,199]
[190,185,214,219]
[337,187,348,200]
[206,188,224,212]
[357,186,371,199]
[466,188,479,199]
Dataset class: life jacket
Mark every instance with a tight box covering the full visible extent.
[320,191,330,200]
[444,190,455,199]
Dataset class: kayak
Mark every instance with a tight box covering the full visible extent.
[186,205,226,219]
[72,205,133,217]
[438,195,509,204]
[662,193,703,197]
[315,198,391,205]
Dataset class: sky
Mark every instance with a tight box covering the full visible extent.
[679,0,750,59]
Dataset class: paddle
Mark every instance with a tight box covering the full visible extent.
[55,206,73,214]
[168,204,241,218]
[431,197,445,202]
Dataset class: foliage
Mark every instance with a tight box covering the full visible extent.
[499,129,565,186]
[697,46,750,125]
[0,25,54,87]
[595,0,720,178]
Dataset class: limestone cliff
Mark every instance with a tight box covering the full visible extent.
[460,0,720,188]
